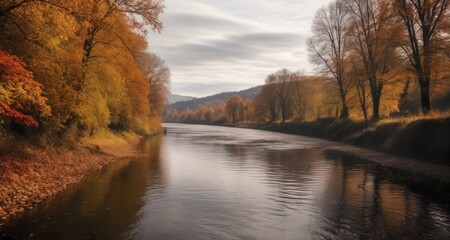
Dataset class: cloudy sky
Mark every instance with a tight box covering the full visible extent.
[147,0,331,97]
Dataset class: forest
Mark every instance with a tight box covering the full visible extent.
[0,0,170,143]
[165,0,450,125]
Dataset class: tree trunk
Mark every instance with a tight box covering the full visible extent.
[339,86,349,119]
[372,93,380,120]
[419,77,431,114]
[362,108,368,126]
[341,104,349,119]
[421,30,432,114]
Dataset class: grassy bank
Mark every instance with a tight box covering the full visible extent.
[0,131,147,225]
[239,112,450,165]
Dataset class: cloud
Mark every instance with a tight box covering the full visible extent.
[163,32,302,65]
[147,0,331,97]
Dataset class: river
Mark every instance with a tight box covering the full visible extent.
[1,123,449,239]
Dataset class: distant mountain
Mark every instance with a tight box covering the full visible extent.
[167,86,261,112]
[167,94,194,104]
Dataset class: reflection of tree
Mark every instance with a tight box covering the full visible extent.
[1,136,166,239]
[318,156,449,239]
[139,136,167,195]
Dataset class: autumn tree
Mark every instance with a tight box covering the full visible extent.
[212,101,227,123]
[348,57,372,122]
[290,76,322,120]
[138,53,170,117]
[266,69,295,122]
[0,50,50,127]
[164,107,178,122]
[308,0,351,118]
[243,99,254,122]
[253,85,279,122]
[225,95,244,123]
[77,0,164,66]
[74,1,164,135]
[394,0,450,114]
[345,0,402,119]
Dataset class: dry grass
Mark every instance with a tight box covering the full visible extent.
[378,110,450,125]
[253,112,450,164]
[81,130,142,157]
[335,112,450,164]
[0,131,144,225]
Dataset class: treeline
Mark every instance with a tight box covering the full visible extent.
[164,74,342,124]
[0,0,169,142]
[164,96,253,124]
[165,64,448,125]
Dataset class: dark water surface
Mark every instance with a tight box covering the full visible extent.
[1,123,449,239]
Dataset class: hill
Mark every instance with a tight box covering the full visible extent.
[167,86,261,111]
[167,94,194,104]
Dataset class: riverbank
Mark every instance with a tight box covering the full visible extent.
[232,113,450,165]
[0,131,147,225]
[225,115,450,195]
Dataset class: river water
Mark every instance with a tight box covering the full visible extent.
[1,123,449,239]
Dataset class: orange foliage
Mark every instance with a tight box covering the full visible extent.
[0,50,50,127]
[165,97,254,124]
[1,0,168,138]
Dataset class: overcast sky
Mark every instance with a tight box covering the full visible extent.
[147,0,331,97]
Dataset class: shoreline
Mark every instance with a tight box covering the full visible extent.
[226,118,450,164]
[0,132,147,225]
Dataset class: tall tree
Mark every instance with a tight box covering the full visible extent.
[266,69,295,122]
[394,0,450,114]
[308,0,350,118]
[349,57,372,122]
[225,95,244,123]
[138,53,170,117]
[345,0,400,119]
[253,85,279,122]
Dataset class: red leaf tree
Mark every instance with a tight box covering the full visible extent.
[0,50,50,127]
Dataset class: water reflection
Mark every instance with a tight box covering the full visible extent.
[1,124,449,239]
[1,136,166,240]
[127,124,450,240]
[317,159,450,239]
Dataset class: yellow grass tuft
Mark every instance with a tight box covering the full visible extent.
[379,110,450,125]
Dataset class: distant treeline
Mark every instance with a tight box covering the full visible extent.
[165,0,450,124]
[168,86,260,112]
[0,0,169,142]
[165,69,449,125]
